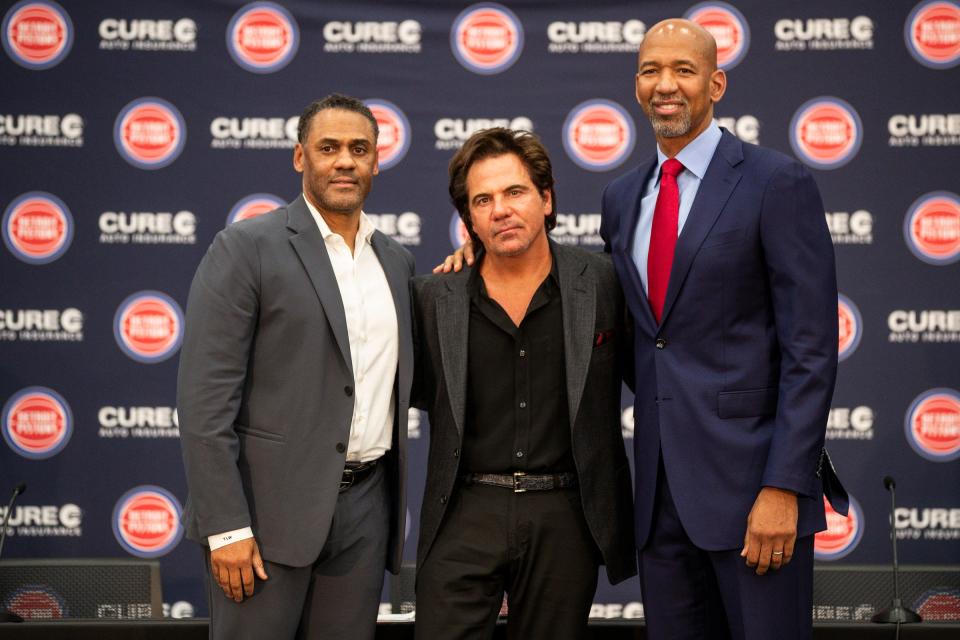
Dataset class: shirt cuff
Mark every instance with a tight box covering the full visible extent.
[208,527,254,551]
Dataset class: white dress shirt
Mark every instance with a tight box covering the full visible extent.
[209,197,399,551]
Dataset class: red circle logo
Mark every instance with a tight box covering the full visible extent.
[789,98,862,170]
[227,193,285,225]
[562,100,636,172]
[113,486,184,557]
[113,291,184,364]
[2,1,72,70]
[365,100,411,170]
[904,192,960,265]
[2,192,73,264]
[3,586,67,619]
[837,294,862,362]
[815,495,863,560]
[227,2,299,73]
[905,1,960,69]
[449,211,471,248]
[905,389,960,461]
[450,3,524,74]
[114,98,186,170]
[2,387,72,460]
[685,3,750,70]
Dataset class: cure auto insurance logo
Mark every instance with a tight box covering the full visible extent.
[451,3,524,75]
[113,291,184,364]
[227,1,299,73]
[113,486,184,558]
[2,191,73,264]
[905,1,960,69]
[2,386,72,460]
[790,97,862,170]
[114,98,186,170]
[562,99,635,172]
[2,0,72,69]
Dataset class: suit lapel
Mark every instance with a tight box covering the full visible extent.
[436,272,471,437]
[371,232,412,400]
[660,132,744,326]
[614,159,658,334]
[556,244,594,427]
[286,196,353,376]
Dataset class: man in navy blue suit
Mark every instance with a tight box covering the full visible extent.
[599,19,845,639]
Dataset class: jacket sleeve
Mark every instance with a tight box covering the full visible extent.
[758,161,838,497]
[177,225,261,538]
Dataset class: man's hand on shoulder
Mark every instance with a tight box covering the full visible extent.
[210,537,268,602]
[432,241,476,273]
[740,486,798,576]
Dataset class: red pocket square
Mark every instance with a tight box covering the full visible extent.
[594,330,615,348]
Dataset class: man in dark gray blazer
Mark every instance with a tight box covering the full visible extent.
[177,94,414,640]
[412,128,635,639]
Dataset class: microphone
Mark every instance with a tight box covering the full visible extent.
[0,482,27,623]
[871,475,921,630]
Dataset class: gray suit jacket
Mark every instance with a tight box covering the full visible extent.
[177,195,414,572]
[411,241,637,585]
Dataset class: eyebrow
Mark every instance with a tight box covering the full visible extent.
[471,183,530,203]
[640,58,699,68]
[316,137,372,146]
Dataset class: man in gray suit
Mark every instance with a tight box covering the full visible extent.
[178,94,414,640]
[412,128,635,639]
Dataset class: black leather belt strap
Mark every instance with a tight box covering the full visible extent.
[461,471,578,493]
[339,459,379,492]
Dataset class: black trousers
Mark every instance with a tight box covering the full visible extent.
[415,482,600,640]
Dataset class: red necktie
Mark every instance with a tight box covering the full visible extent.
[647,158,684,324]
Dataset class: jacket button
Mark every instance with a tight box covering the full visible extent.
[440,495,447,504]
[655,338,666,349]
[336,442,346,453]
[453,448,460,458]
[344,385,353,397]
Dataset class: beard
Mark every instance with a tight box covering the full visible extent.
[643,97,692,139]
[306,175,368,215]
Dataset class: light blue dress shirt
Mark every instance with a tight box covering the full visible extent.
[631,120,723,294]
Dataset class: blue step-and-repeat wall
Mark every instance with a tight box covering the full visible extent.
[1,0,958,621]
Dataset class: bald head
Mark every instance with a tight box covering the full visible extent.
[641,19,718,71]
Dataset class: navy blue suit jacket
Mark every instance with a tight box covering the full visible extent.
[601,129,843,551]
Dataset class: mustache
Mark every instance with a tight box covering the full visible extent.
[649,95,689,107]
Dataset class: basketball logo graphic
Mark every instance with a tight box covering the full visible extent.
[227,193,285,225]
[450,3,524,75]
[685,2,750,70]
[814,494,864,560]
[903,191,960,265]
[227,2,299,73]
[562,99,635,172]
[837,294,862,362]
[113,291,184,364]
[2,0,72,70]
[904,388,960,462]
[114,98,186,170]
[364,99,411,171]
[112,486,184,558]
[904,1,960,69]
[790,97,862,170]
[2,386,72,460]
[2,192,73,264]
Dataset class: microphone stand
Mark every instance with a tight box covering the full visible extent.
[0,483,26,623]
[871,476,921,638]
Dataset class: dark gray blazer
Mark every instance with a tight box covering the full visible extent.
[177,195,414,572]
[411,241,637,585]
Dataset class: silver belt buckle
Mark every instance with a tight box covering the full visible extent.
[512,471,527,493]
[339,468,354,491]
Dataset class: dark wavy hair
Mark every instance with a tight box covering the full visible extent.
[448,127,557,247]
[297,93,379,143]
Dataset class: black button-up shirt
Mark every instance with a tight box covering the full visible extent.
[462,255,574,474]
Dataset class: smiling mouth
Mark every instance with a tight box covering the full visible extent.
[652,102,685,115]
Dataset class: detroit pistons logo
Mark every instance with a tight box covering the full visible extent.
[2,1,72,70]
[814,494,864,560]
[904,388,960,462]
[227,193,285,225]
[837,294,862,362]
[903,191,960,265]
[790,97,862,170]
[449,212,471,248]
[2,585,67,619]
[114,98,186,170]
[227,2,299,74]
[365,99,411,171]
[905,1,960,69]
[685,2,750,70]
[2,387,72,460]
[450,3,524,75]
[2,192,73,264]
[562,100,635,172]
[914,588,960,620]
[113,291,184,364]
[112,486,184,558]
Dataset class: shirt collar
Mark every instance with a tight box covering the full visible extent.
[655,119,722,181]
[302,194,376,245]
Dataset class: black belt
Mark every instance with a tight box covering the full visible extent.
[461,471,577,493]
[339,459,378,492]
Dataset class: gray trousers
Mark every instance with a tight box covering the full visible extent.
[206,463,389,640]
